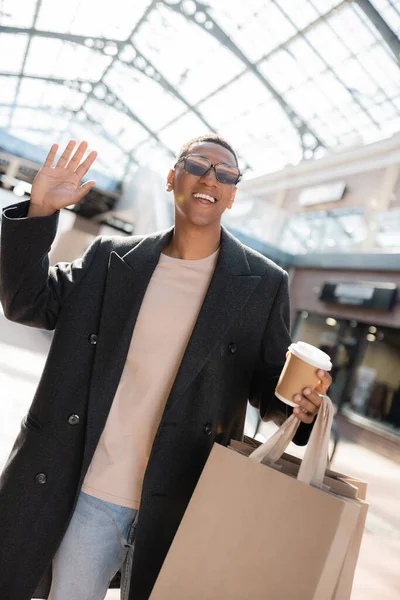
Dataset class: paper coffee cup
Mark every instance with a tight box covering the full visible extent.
[275,341,332,408]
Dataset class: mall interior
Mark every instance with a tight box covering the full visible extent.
[0,1,399,599]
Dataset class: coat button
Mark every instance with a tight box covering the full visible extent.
[35,473,47,485]
[88,333,98,345]
[203,423,213,436]
[68,414,80,426]
[228,342,237,354]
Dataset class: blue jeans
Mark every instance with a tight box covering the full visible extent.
[48,491,138,600]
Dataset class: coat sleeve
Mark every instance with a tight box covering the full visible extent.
[0,200,101,331]
[248,270,313,446]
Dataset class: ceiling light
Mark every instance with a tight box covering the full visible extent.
[182,0,197,15]
[119,45,136,63]
[326,318,337,327]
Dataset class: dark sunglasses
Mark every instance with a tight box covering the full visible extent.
[175,154,241,185]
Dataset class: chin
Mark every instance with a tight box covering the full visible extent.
[176,209,219,228]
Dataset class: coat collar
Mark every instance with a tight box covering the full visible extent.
[121,225,252,278]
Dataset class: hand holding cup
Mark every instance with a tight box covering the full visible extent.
[275,342,333,424]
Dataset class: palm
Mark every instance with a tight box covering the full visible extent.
[31,141,97,213]
[33,167,81,210]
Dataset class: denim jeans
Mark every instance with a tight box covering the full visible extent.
[48,491,138,600]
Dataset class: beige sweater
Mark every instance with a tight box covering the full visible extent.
[81,249,219,508]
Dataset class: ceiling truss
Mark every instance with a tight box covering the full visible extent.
[0,0,399,177]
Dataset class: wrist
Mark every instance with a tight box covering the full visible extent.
[27,201,56,218]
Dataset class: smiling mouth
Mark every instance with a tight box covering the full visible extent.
[192,193,216,204]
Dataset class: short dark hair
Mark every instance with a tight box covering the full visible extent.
[176,133,239,167]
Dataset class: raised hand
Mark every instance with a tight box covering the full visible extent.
[28,140,98,217]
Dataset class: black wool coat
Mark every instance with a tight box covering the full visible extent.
[0,200,312,600]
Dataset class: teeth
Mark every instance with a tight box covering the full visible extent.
[193,193,215,203]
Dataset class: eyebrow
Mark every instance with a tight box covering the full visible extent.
[189,153,237,167]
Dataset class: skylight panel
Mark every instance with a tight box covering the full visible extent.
[84,101,149,148]
[0,33,29,73]
[36,0,153,38]
[328,7,377,55]
[335,57,380,99]
[274,0,320,29]
[17,78,86,112]
[260,50,308,92]
[133,138,173,173]
[12,107,68,131]
[134,3,243,102]
[305,21,350,64]
[310,0,344,14]
[24,37,111,80]
[1,0,37,28]
[0,76,18,104]
[286,37,326,78]
[283,81,331,121]
[105,62,184,129]
[0,107,11,127]
[36,0,83,34]
[158,112,213,151]
[199,72,273,124]
[205,0,294,62]
[355,45,400,96]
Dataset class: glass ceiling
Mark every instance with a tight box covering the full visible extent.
[0,0,399,184]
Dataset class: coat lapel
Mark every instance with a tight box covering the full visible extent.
[167,228,261,403]
[81,226,261,474]
[81,228,173,476]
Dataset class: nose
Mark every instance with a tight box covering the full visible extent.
[199,166,218,185]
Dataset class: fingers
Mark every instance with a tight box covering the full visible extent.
[75,150,98,180]
[44,144,59,168]
[291,370,332,425]
[74,180,96,202]
[67,141,88,172]
[293,387,323,424]
[293,409,314,425]
[56,140,76,168]
[314,370,332,395]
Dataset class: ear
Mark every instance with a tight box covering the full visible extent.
[166,169,174,192]
[226,186,237,210]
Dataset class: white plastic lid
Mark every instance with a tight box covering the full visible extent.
[288,341,332,371]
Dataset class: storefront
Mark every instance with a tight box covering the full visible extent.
[293,313,400,431]
[289,265,400,450]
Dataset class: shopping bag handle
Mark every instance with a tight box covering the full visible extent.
[249,395,334,488]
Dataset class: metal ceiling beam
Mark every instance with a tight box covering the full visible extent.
[0,24,218,137]
[160,0,326,157]
[355,0,400,64]
[0,72,174,159]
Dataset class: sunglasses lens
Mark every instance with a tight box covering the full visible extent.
[183,155,240,185]
[215,164,239,185]
[184,155,210,177]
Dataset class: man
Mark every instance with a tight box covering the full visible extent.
[0,135,331,600]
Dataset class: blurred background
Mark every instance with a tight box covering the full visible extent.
[0,0,399,598]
